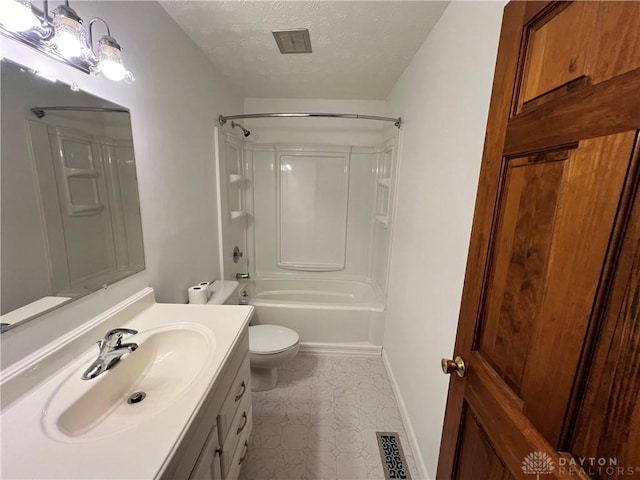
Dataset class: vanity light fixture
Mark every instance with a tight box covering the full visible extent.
[0,0,134,82]
[89,17,134,83]
[0,0,41,32]
[50,3,88,58]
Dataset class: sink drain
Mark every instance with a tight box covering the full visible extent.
[127,391,146,404]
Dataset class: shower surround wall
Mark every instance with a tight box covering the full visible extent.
[252,144,376,279]
[242,99,396,293]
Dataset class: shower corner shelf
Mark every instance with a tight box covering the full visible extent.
[375,215,389,227]
[230,210,247,221]
[376,178,391,188]
[229,174,248,184]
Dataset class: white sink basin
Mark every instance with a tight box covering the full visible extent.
[43,324,212,441]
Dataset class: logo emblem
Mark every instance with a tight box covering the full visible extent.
[522,451,555,479]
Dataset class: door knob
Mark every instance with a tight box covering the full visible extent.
[441,356,466,378]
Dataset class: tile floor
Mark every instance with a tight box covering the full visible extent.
[238,355,418,480]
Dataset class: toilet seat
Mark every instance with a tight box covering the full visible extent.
[249,325,299,355]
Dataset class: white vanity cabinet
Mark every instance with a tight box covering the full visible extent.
[217,354,253,478]
[0,290,254,480]
[162,328,253,480]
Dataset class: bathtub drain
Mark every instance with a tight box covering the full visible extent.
[127,391,146,404]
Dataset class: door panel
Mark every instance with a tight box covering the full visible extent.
[518,2,640,112]
[520,2,596,105]
[512,133,633,445]
[437,1,640,478]
[479,153,567,390]
[480,134,635,446]
[464,352,563,478]
[455,408,507,480]
[589,2,640,84]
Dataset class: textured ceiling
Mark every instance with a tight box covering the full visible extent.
[160,1,449,99]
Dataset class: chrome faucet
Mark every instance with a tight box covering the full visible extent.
[239,290,250,305]
[81,328,138,380]
[236,273,250,280]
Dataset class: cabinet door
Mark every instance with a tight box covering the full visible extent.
[191,426,223,480]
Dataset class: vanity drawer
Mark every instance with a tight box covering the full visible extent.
[222,404,253,480]
[220,391,252,476]
[217,353,250,444]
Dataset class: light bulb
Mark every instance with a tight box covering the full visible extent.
[51,5,89,59]
[98,59,126,81]
[95,35,133,82]
[0,0,40,32]
[53,31,84,57]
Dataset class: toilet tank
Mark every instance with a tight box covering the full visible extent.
[207,281,240,305]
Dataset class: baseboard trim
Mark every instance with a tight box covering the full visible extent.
[299,342,382,357]
[382,349,431,480]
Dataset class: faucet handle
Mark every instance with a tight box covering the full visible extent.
[102,328,138,348]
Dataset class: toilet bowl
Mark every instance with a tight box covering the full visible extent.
[249,325,299,391]
[206,280,299,392]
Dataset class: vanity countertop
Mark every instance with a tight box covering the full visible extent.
[0,288,253,479]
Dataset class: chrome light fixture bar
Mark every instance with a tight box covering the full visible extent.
[0,0,134,82]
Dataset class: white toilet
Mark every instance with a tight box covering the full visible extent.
[207,280,299,392]
[248,324,299,391]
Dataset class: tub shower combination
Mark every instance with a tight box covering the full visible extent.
[217,111,399,355]
[240,278,385,352]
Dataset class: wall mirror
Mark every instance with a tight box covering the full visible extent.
[1,59,145,332]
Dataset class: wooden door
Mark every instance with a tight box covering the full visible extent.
[437,2,640,479]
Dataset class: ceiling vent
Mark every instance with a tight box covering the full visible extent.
[272,29,312,54]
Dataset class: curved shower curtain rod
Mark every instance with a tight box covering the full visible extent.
[218,112,402,128]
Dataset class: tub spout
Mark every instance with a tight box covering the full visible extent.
[236,273,250,280]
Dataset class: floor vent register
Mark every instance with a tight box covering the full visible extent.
[376,431,412,479]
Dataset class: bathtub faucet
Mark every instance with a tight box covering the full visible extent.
[236,273,250,280]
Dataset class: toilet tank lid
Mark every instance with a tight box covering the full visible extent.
[250,325,299,354]
[207,280,239,305]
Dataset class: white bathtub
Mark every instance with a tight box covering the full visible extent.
[240,278,385,353]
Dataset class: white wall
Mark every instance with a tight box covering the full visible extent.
[1,1,242,367]
[383,2,505,478]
